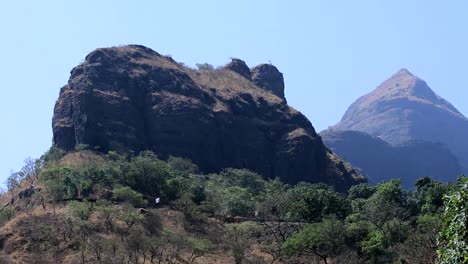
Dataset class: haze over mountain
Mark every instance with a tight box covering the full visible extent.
[323,69,467,185]
[52,45,363,191]
[321,130,461,188]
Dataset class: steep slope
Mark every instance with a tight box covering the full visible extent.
[332,68,468,173]
[321,130,461,188]
[52,45,363,190]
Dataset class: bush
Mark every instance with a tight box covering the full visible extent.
[437,176,468,263]
[196,63,214,70]
[222,186,255,217]
[0,207,14,221]
[168,156,199,174]
[112,186,147,207]
[68,200,95,221]
[121,151,171,199]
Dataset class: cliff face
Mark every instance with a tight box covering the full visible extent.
[53,45,363,191]
[332,68,468,174]
[321,130,461,188]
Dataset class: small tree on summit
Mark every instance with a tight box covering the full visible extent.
[196,63,214,70]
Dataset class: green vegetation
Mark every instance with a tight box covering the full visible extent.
[437,176,468,263]
[195,63,215,70]
[1,147,465,263]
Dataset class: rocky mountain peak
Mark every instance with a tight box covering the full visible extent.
[224,58,251,79]
[331,68,468,174]
[251,64,285,99]
[52,45,363,191]
[394,68,414,77]
[374,68,441,104]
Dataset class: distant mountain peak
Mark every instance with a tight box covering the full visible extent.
[376,68,425,95]
[331,69,468,174]
[394,68,414,77]
[350,68,463,118]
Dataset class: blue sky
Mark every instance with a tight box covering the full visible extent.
[1,1,467,184]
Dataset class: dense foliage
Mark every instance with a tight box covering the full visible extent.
[1,147,465,263]
[437,176,468,263]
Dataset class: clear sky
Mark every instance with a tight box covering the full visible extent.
[1,0,467,184]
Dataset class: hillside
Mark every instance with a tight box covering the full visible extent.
[0,149,456,263]
[321,130,461,188]
[1,46,464,264]
[52,45,363,191]
[331,68,468,174]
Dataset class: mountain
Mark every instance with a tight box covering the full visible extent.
[52,45,363,191]
[321,130,461,188]
[331,68,468,174]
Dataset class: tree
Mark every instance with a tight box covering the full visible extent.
[186,237,215,264]
[118,210,144,232]
[88,234,110,264]
[360,180,411,262]
[21,157,39,184]
[142,211,163,237]
[283,218,347,264]
[348,183,376,200]
[437,176,468,264]
[220,168,266,196]
[0,207,14,221]
[167,156,199,174]
[40,146,66,166]
[414,177,450,214]
[284,183,350,222]
[225,222,260,264]
[96,200,119,232]
[196,63,214,70]
[394,214,440,264]
[6,171,21,195]
[256,178,299,263]
[222,186,255,217]
[121,151,171,200]
[363,180,410,245]
[68,200,95,221]
[112,186,147,207]
[41,177,68,214]
[144,236,164,263]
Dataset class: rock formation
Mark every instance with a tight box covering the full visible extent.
[52,45,363,191]
[251,64,285,99]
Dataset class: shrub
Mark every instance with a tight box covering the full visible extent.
[437,176,468,263]
[112,186,147,207]
[0,207,14,221]
[196,63,214,70]
[68,200,95,221]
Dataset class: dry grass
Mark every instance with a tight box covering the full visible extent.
[59,150,108,169]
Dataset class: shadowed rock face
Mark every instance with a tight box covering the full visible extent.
[251,64,285,99]
[332,68,468,174]
[321,130,461,188]
[52,45,363,191]
[224,58,251,80]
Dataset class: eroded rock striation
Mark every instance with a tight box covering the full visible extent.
[53,45,363,191]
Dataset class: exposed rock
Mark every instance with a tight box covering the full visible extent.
[137,208,148,215]
[332,68,468,174]
[321,130,461,188]
[224,58,251,79]
[52,45,363,191]
[17,187,36,200]
[251,64,285,99]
